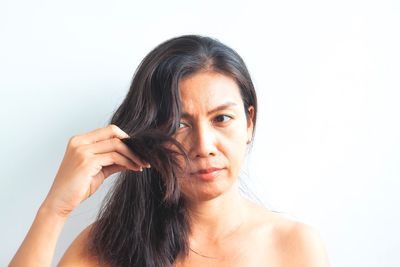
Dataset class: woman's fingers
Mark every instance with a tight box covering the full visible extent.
[100,164,127,179]
[42,124,151,217]
[83,137,150,168]
[71,124,130,146]
[93,152,142,175]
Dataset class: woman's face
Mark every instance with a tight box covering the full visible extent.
[174,70,254,202]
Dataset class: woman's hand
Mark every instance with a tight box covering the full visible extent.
[42,124,149,218]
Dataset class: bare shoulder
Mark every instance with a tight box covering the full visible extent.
[245,200,330,267]
[57,223,100,267]
[272,216,330,267]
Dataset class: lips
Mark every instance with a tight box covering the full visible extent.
[190,167,225,181]
[191,167,222,174]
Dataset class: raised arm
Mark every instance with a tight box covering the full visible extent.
[8,203,69,267]
[9,124,149,267]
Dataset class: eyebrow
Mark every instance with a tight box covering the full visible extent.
[181,101,238,118]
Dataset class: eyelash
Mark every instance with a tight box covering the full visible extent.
[213,114,232,123]
[179,115,233,129]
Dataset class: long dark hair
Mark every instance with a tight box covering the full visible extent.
[88,35,258,266]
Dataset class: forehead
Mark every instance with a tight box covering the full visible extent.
[179,71,243,113]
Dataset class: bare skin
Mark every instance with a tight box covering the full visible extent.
[57,197,330,267]
[173,197,330,267]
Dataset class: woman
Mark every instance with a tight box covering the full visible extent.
[10,35,330,266]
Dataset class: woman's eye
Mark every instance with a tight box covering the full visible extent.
[178,116,232,129]
[179,122,188,128]
[214,115,232,123]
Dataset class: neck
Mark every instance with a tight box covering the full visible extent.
[185,181,248,244]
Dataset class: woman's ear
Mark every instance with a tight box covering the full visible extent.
[246,106,255,143]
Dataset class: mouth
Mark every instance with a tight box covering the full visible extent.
[191,167,222,174]
[190,167,225,181]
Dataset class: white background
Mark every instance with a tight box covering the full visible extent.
[1,0,399,266]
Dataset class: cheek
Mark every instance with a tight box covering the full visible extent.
[219,130,248,172]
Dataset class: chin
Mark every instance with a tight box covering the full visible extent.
[182,189,224,202]
[179,178,236,203]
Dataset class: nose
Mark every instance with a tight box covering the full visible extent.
[189,123,217,159]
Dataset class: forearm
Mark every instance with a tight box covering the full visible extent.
[9,204,68,267]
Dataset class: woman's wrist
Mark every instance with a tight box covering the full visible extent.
[9,200,69,267]
[38,201,71,221]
